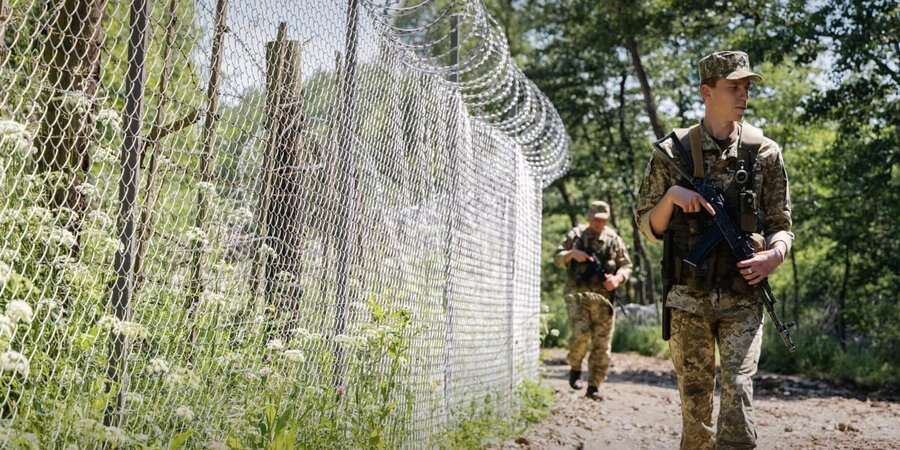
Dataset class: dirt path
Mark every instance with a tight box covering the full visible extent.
[498,348,900,450]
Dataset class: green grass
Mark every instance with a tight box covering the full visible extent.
[436,379,555,449]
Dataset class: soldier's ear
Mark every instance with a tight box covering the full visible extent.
[700,84,712,101]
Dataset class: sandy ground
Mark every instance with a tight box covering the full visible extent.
[497,348,900,450]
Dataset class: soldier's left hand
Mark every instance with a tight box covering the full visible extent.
[736,248,783,285]
[603,274,622,291]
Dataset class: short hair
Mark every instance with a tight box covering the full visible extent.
[701,77,720,88]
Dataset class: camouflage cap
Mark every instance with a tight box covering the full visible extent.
[699,51,763,83]
[587,200,610,220]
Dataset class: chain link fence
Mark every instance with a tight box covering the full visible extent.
[0,0,568,447]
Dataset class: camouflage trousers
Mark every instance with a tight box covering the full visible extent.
[669,303,764,450]
[565,291,615,387]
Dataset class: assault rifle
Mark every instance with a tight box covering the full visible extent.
[652,143,797,352]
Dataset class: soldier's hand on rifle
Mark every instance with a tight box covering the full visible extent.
[566,249,593,264]
[736,245,786,285]
[667,186,716,216]
[603,273,623,291]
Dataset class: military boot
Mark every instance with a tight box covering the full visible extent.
[585,385,603,401]
[568,369,583,390]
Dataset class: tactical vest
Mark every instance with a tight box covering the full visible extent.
[568,229,616,291]
[665,123,766,294]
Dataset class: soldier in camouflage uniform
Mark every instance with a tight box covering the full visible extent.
[555,200,632,400]
[635,51,793,449]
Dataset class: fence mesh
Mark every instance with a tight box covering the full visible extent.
[0,0,568,447]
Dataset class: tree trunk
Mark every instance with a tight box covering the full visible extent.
[625,36,665,139]
[837,246,851,348]
[617,71,655,305]
[554,182,577,228]
[34,0,106,257]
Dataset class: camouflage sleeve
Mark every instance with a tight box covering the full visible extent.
[553,227,578,268]
[613,235,633,281]
[759,143,794,253]
[635,144,676,242]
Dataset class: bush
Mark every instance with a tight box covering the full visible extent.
[612,320,668,358]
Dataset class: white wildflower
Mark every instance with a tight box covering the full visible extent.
[0,350,29,376]
[112,320,148,340]
[541,304,550,313]
[184,226,208,246]
[0,262,11,287]
[0,249,16,263]
[197,181,217,197]
[96,109,121,129]
[549,329,560,337]
[266,338,284,351]
[6,300,33,324]
[0,209,21,226]
[123,392,144,406]
[93,146,118,164]
[207,440,229,450]
[103,425,129,445]
[74,182,98,198]
[47,227,77,248]
[333,334,364,350]
[274,271,295,285]
[24,206,52,225]
[0,315,15,342]
[37,298,59,311]
[174,405,194,421]
[165,367,200,389]
[258,366,272,377]
[228,206,253,225]
[86,210,113,229]
[282,349,305,363]
[0,119,26,137]
[97,315,120,330]
[147,358,170,374]
[202,292,227,309]
[258,243,277,259]
[51,255,78,270]
[292,327,323,342]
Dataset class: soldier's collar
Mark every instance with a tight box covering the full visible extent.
[700,121,740,158]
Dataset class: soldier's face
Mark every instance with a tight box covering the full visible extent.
[703,78,751,121]
[589,217,607,233]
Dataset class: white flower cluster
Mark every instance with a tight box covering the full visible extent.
[196,181,217,198]
[174,405,195,421]
[227,206,254,225]
[265,338,285,351]
[74,182,98,198]
[46,227,77,249]
[258,243,277,259]
[96,108,121,130]
[0,350,29,377]
[86,211,113,229]
[97,315,149,340]
[165,366,200,390]
[333,334,366,351]
[184,226,208,246]
[0,301,34,374]
[93,146,118,164]
[0,119,34,157]
[6,300,33,324]
[282,349,305,362]
[0,262,11,287]
[147,357,170,374]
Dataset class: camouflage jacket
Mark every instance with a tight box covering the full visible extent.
[635,121,794,316]
[555,224,632,295]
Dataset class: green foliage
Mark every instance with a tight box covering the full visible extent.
[435,379,554,450]
[519,0,898,391]
[611,320,668,358]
